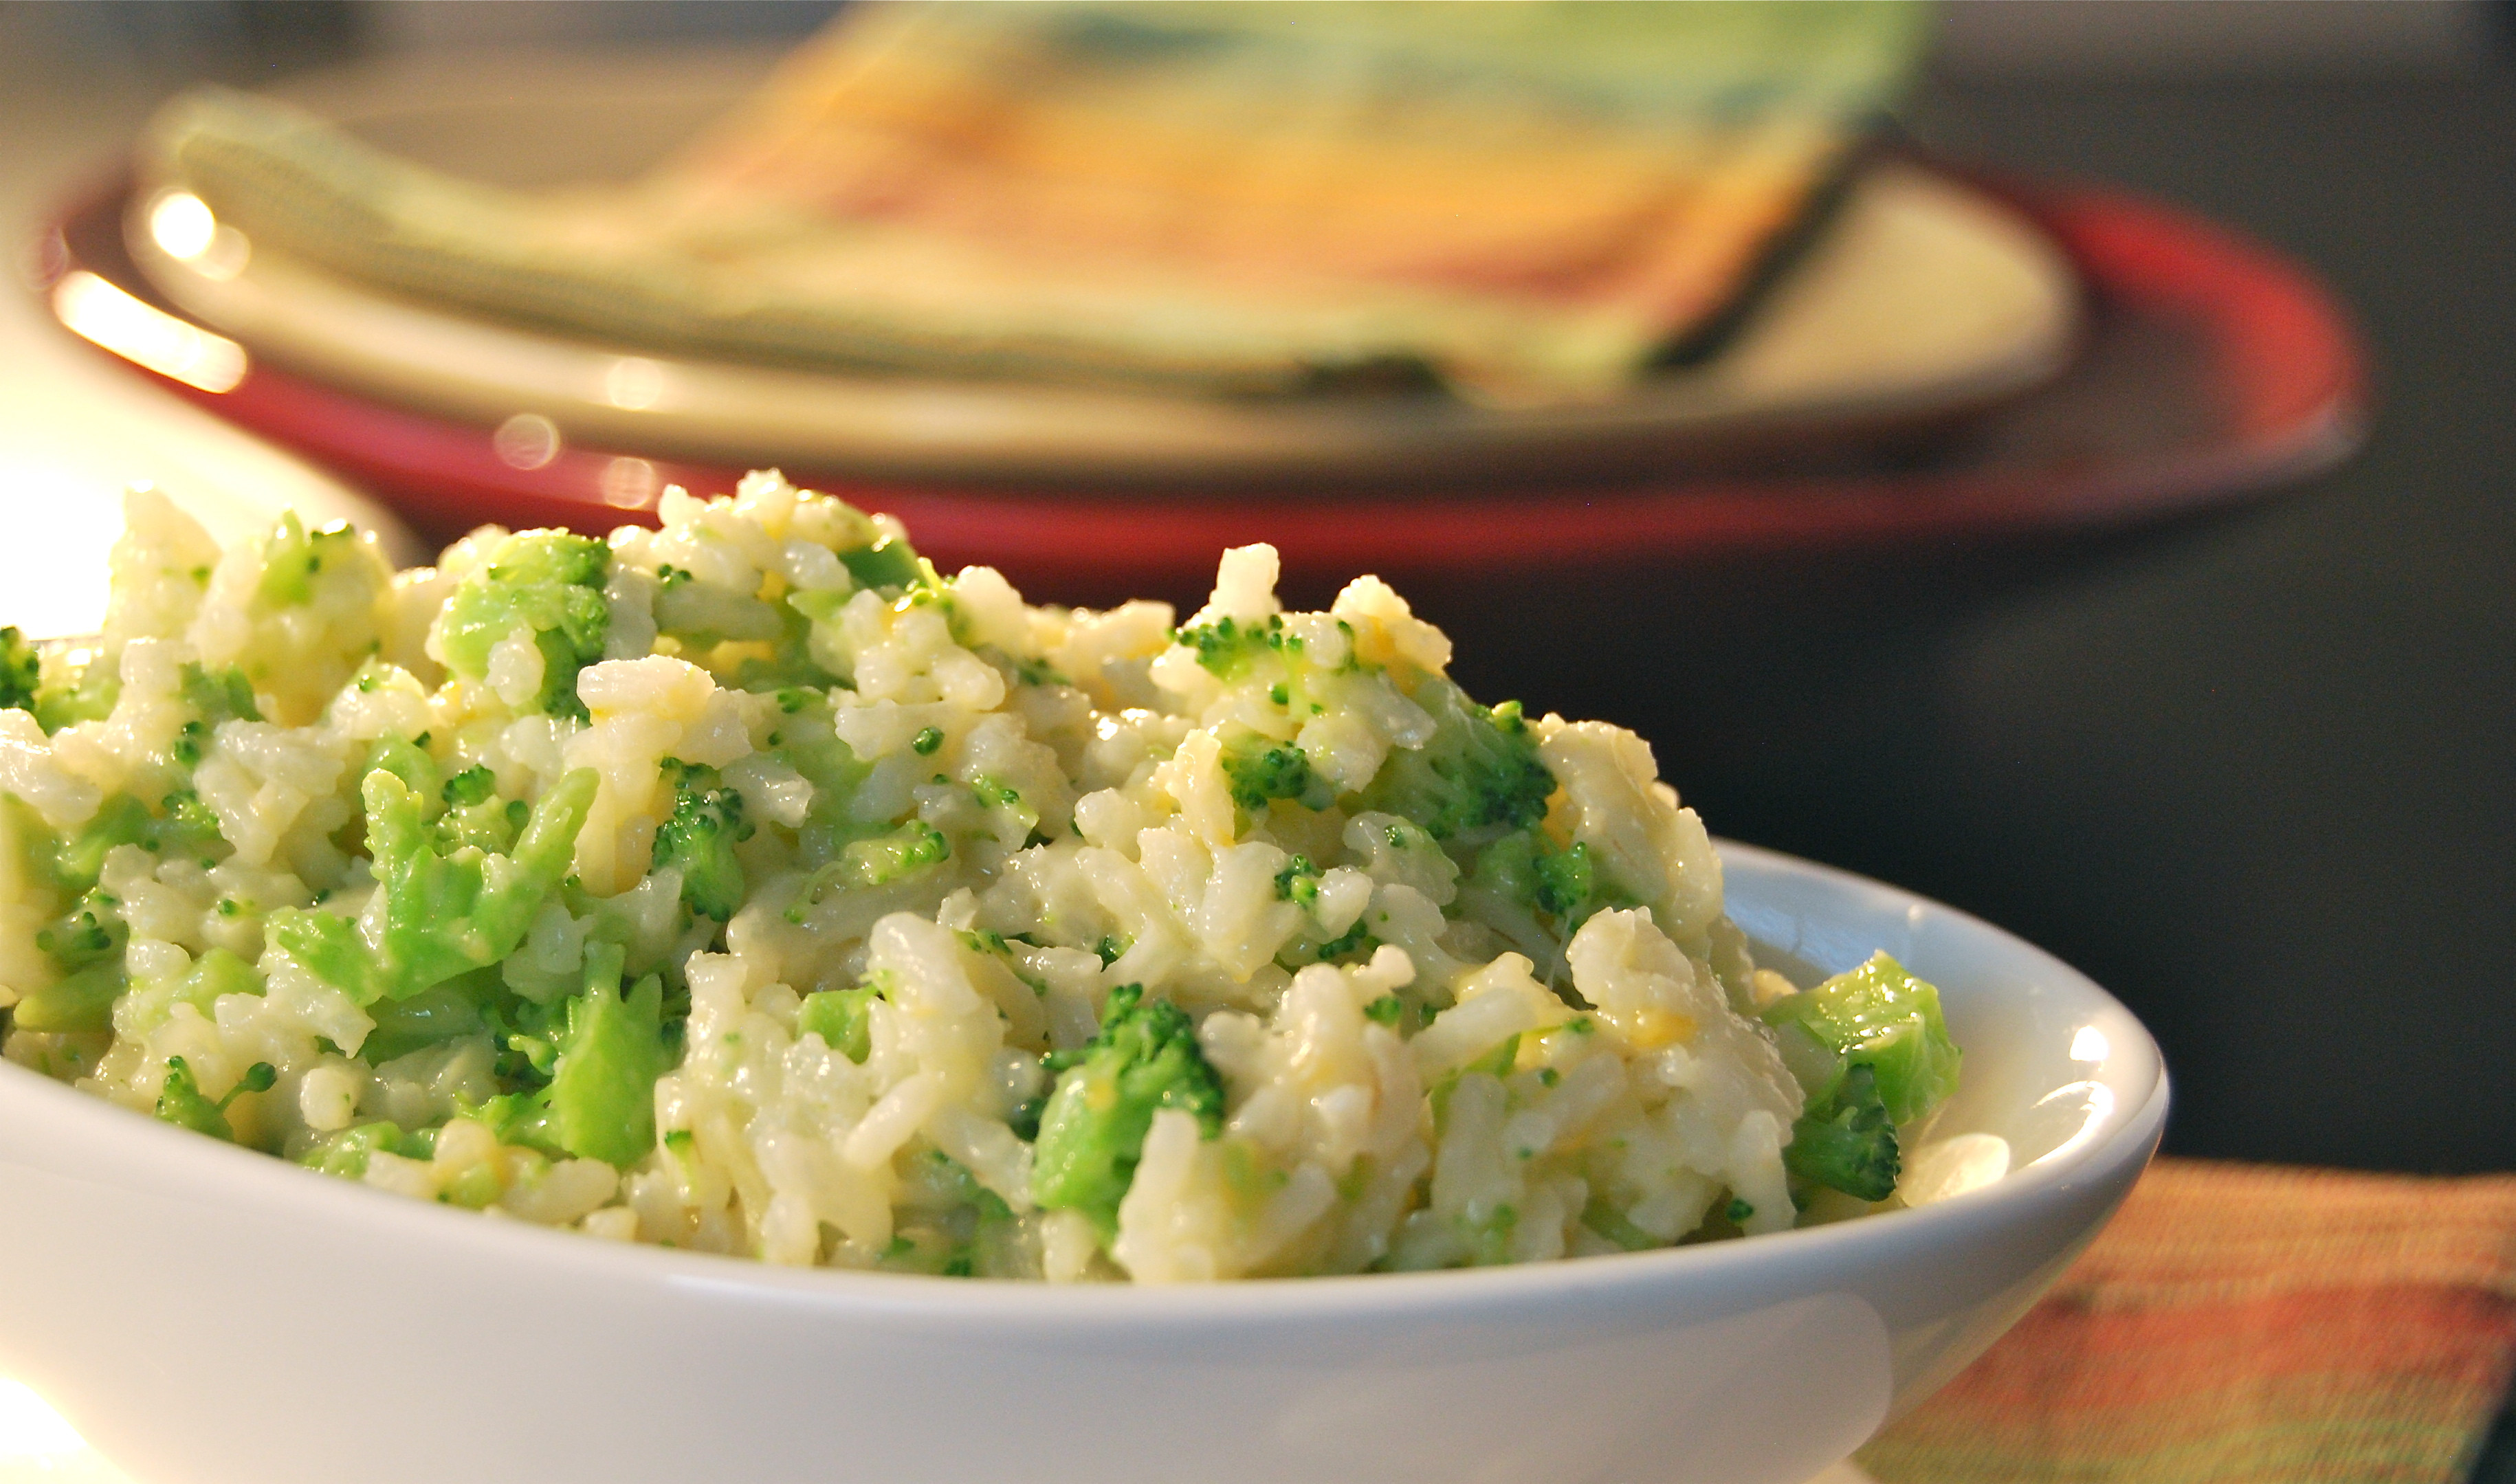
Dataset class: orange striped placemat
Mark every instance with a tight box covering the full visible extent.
[1862,1158,2516,1484]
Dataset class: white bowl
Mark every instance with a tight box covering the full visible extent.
[0,841,2165,1484]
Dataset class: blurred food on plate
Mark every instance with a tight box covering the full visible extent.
[137,1,1938,409]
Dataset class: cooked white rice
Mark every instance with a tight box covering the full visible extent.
[0,474,1946,1283]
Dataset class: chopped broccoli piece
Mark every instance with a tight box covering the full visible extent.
[762,695,875,862]
[652,760,752,921]
[1760,952,1961,1127]
[1093,934,1131,967]
[51,793,155,894]
[174,946,263,1012]
[153,1056,275,1143]
[1783,1063,1900,1202]
[9,961,126,1034]
[299,1121,422,1180]
[540,944,672,1167]
[1358,678,1555,839]
[1219,731,1332,815]
[441,764,497,807]
[269,767,598,1005]
[1172,613,1301,680]
[1475,830,1620,931]
[1011,655,1066,688]
[253,512,356,607]
[1429,1032,1520,1133]
[427,531,609,718]
[1362,994,1404,1026]
[153,790,225,863]
[789,820,951,919]
[1532,840,1598,918]
[37,888,126,971]
[838,535,925,593]
[0,627,41,713]
[360,975,495,1065]
[435,793,529,856]
[840,818,949,885]
[358,738,440,811]
[1030,984,1226,1239]
[1279,914,1379,970]
[32,649,117,734]
[177,661,260,726]
[1273,854,1322,907]
[1581,1197,1662,1252]
[1464,1202,1520,1266]
[797,982,881,1063]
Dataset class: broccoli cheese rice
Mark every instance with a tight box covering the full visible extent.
[0,474,1958,1281]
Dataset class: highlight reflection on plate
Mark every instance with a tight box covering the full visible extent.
[119,47,2082,489]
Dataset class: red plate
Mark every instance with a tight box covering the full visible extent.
[36,171,2364,605]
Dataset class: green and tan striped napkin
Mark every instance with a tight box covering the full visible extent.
[1863,1158,2516,1484]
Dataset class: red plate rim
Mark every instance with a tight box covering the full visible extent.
[39,172,2367,587]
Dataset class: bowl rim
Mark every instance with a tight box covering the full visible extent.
[0,839,2166,1325]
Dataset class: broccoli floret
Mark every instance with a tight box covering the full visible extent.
[1358,677,1555,840]
[1277,913,1379,971]
[1532,841,1597,918]
[32,648,117,734]
[8,962,125,1034]
[269,767,597,1005]
[177,660,261,727]
[1220,731,1332,815]
[1581,1197,1662,1253]
[442,798,531,856]
[154,1056,275,1143]
[797,982,883,1063]
[1030,984,1227,1239]
[253,513,358,607]
[653,760,752,921]
[1760,951,1961,1127]
[538,944,672,1167]
[0,627,40,713]
[1273,854,1322,907]
[1783,1063,1900,1201]
[441,764,496,807]
[1474,829,1619,930]
[458,944,672,1168]
[789,819,951,921]
[427,531,609,718]
[761,693,874,862]
[299,1121,424,1180]
[1172,614,1301,680]
[837,534,925,593]
[1464,1201,1520,1266]
[349,974,492,1066]
[36,888,126,971]
[49,793,155,894]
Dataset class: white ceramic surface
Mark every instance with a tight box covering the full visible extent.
[0,843,2165,1484]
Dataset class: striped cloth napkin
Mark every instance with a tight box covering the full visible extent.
[1860,1158,2516,1484]
[144,2,1928,407]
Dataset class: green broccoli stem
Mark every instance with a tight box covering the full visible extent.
[1030,984,1227,1240]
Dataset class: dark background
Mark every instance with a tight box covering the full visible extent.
[1671,66,2516,1177]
